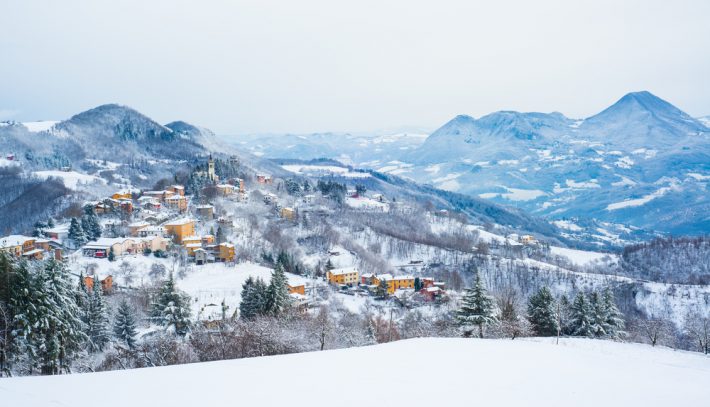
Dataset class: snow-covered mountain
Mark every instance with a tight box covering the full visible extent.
[398,92,709,235]
[0,104,223,185]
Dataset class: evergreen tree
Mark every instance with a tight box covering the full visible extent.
[87,277,110,352]
[8,260,34,360]
[456,272,497,338]
[569,292,593,337]
[414,277,422,291]
[601,288,626,339]
[75,273,91,333]
[113,300,138,349]
[81,205,102,241]
[526,286,559,336]
[151,273,191,336]
[558,294,572,335]
[265,264,290,316]
[239,276,268,319]
[32,221,48,238]
[68,218,86,246]
[14,259,87,374]
[588,291,607,338]
[108,247,115,262]
[376,277,389,298]
[216,226,226,244]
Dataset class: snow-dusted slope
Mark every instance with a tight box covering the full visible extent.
[3,338,708,407]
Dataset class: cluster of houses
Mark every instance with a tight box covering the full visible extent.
[0,235,64,261]
[325,267,447,302]
[161,217,235,264]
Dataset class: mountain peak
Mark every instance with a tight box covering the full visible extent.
[589,91,692,121]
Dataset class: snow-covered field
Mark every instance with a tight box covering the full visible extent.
[33,170,106,189]
[22,120,58,132]
[2,338,708,407]
[179,262,313,320]
[550,246,616,266]
[281,164,370,178]
[345,196,389,211]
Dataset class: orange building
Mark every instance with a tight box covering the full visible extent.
[218,242,235,262]
[326,267,359,286]
[372,274,415,294]
[168,185,185,196]
[288,284,306,295]
[280,207,296,220]
[112,190,133,200]
[84,275,114,294]
[165,195,188,212]
[163,218,196,243]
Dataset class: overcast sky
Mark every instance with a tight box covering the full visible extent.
[1,0,709,134]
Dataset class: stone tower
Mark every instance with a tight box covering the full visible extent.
[208,154,216,181]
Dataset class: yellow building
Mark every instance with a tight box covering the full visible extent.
[280,207,296,220]
[164,218,196,243]
[181,235,202,255]
[326,267,359,286]
[218,242,235,262]
[0,235,36,257]
[165,195,188,212]
[216,184,234,196]
[372,274,415,294]
[112,190,133,200]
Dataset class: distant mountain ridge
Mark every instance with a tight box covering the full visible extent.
[395,91,710,235]
[234,91,710,236]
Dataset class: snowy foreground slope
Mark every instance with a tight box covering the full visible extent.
[2,338,709,407]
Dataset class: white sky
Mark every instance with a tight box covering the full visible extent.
[1,0,709,134]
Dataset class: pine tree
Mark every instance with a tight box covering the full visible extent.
[113,300,138,349]
[68,218,86,246]
[569,292,593,337]
[81,205,102,241]
[75,273,91,332]
[527,286,559,336]
[376,278,389,298]
[456,272,497,338]
[216,226,226,244]
[87,277,110,352]
[588,291,607,338]
[32,221,48,238]
[151,273,191,336]
[265,264,290,317]
[6,258,35,373]
[239,276,269,319]
[558,294,572,335]
[108,247,115,262]
[601,287,626,339]
[18,259,87,374]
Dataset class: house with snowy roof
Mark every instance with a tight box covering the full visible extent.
[326,267,359,286]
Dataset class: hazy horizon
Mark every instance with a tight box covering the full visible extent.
[2,0,709,134]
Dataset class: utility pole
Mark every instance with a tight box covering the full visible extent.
[556,301,561,345]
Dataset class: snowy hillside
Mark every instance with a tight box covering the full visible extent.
[3,338,708,407]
